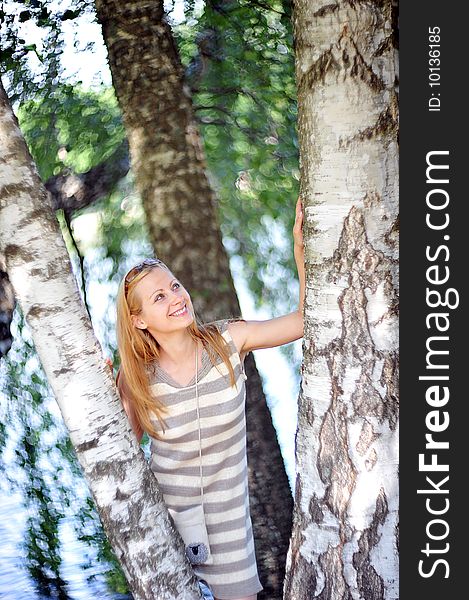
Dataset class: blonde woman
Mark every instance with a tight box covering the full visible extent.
[114,198,305,600]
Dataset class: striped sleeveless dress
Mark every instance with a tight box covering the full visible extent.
[146,319,264,599]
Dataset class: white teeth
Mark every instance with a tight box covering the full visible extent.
[171,305,187,317]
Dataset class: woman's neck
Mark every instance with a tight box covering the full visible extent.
[153,329,198,369]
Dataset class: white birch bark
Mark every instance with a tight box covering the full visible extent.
[0,80,202,600]
[284,1,399,599]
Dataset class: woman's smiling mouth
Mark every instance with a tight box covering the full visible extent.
[170,305,188,317]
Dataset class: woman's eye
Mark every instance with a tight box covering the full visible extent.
[154,283,179,302]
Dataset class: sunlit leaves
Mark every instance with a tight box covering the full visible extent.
[18,85,125,180]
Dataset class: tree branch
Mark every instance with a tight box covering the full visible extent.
[61,209,92,322]
[45,139,130,217]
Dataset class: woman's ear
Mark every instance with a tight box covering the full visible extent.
[131,314,147,330]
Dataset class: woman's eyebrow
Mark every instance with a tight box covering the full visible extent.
[148,279,178,299]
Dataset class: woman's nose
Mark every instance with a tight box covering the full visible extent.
[169,288,183,302]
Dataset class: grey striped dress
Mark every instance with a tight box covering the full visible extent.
[146,319,264,599]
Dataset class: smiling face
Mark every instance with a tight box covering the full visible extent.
[130,267,194,337]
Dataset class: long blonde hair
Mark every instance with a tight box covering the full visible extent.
[115,260,241,440]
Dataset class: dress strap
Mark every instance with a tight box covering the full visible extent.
[195,344,204,506]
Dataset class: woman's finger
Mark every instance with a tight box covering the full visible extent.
[294,198,303,228]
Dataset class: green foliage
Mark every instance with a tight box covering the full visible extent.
[17,84,125,181]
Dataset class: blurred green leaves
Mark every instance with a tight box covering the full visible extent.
[18,85,125,181]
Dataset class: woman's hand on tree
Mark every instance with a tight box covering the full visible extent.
[293,196,304,263]
[293,196,306,312]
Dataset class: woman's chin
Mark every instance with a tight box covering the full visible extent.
[169,309,193,327]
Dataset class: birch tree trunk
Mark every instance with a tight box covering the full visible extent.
[284,1,399,599]
[0,79,202,600]
[94,1,293,596]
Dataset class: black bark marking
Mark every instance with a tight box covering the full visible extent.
[298,47,340,90]
[353,488,388,600]
[373,33,395,57]
[384,215,399,249]
[284,478,319,599]
[284,547,318,600]
[356,420,379,456]
[395,518,399,553]
[337,28,386,93]
[52,367,69,378]
[0,182,35,200]
[24,197,58,227]
[333,206,384,293]
[319,402,358,518]
[30,256,69,281]
[90,457,129,482]
[313,3,340,17]
[330,205,398,431]
[76,438,99,452]
[340,105,398,148]
[317,546,352,600]
[3,244,35,264]
[380,353,399,430]
[318,369,357,518]
[351,370,387,424]
[27,304,63,320]
[298,385,316,429]
[309,494,325,524]
[115,487,131,501]
[0,268,15,357]
[338,284,374,362]
[365,448,378,471]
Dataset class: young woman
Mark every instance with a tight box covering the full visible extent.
[114,198,305,600]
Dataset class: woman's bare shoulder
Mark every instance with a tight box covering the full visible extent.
[226,320,248,355]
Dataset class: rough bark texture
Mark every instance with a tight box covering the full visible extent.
[284,1,399,599]
[93,1,293,597]
[0,79,203,600]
